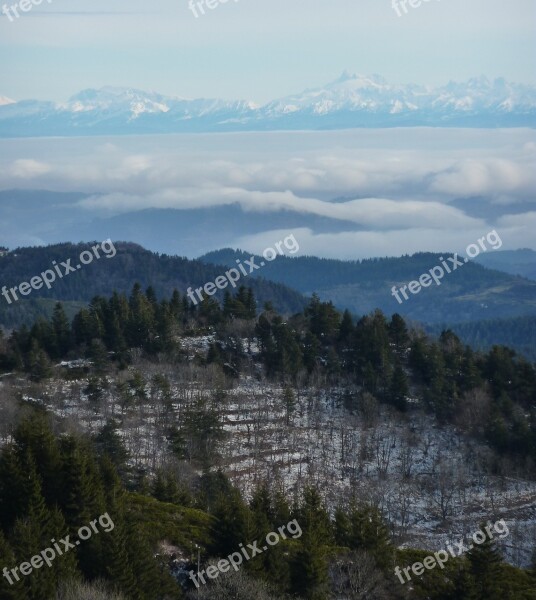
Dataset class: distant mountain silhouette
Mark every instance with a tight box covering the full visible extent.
[473,248,536,281]
[200,248,536,325]
[2,75,535,136]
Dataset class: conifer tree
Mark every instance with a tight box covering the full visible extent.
[333,506,351,548]
[467,532,504,600]
[52,303,72,357]
[29,318,56,359]
[125,521,180,600]
[388,364,409,411]
[59,437,104,534]
[290,527,329,600]
[103,517,139,600]
[152,471,168,503]
[13,416,62,506]
[250,484,273,534]
[449,563,478,600]
[27,340,52,381]
[170,289,182,319]
[245,288,257,320]
[290,485,331,598]
[338,309,354,344]
[88,339,109,373]
[347,504,393,569]
[129,370,148,406]
[151,373,173,411]
[93,420,128,471]
[282,386,296,425]
[11,478,78,600]
[295,488,332,542]
[99,455,124,509]
[11,514,57,600]
[126,284,155,350]
[389,313,409,353]
[85,376,108,412]
[0,530,24,599]
[210,488,251,558]
[154,300,176,354]
[272,488,291,526]
[0,447,33,530]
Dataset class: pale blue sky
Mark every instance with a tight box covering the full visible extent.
[1,0,535,102]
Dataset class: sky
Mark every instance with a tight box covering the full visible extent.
[1,0,535,260]
[1,0,536,102]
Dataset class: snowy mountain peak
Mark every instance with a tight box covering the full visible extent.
[62,87,180,117]
[337,69,355,82]
[330,71,388,89]
[57,86,257,120]
[0,96,16,106]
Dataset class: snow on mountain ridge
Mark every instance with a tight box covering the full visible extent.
[262,73,536,117]
[61,87,175,118]
[263,72,406,115]
[55,86,258,120]
[1,75,535,136]
[0,96,16,106]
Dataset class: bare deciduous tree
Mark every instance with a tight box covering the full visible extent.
[56,579,126,600]
[329,550,392,600]
[186,565,284,600]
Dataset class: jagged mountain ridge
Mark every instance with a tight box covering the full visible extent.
[1,73,535,136]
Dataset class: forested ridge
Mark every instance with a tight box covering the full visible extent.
[428,315,536,361]
[200,248,536,327]
[1,284,535,464]
[0,285,535,599]
[3,243,536,360]
[0,243,306,329]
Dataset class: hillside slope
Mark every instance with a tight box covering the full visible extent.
[0,242,307,328]
[474,249,536,281]
[200,249,536,328]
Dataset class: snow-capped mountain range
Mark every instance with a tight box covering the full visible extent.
[1,73,535,137]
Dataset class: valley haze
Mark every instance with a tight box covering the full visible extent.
[0,128,534,259]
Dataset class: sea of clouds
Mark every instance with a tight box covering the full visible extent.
[0,128,534,259]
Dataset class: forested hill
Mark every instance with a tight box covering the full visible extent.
[0,243,307,328]
[0,285,535,467]
[474,248,536,281]
[0,286,535,598]
[200,249,536,325]
[428,315,536,362]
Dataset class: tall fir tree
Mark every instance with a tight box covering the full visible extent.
[0,529,24,599]
[467,532,504,600]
